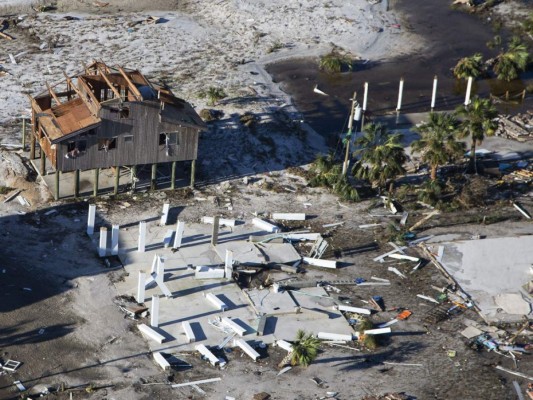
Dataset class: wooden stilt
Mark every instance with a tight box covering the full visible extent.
[30,133,35,159]
[93,168,99,197]
[74,169,80,198]
[54,170,60,200]
[40,150,46,176]
[114,166,120,195]
[151,163,157,190]
[171,161,176,190]
[190,159,196,189]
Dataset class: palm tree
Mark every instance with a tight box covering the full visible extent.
[453,53,484,79]
[351,123,406,190]
[309,154,360,201]
[278,330,321,369]
[490,37,529,82]
[412,113,465,181]
[455,96,498,173]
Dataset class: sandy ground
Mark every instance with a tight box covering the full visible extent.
[0,1,532,400]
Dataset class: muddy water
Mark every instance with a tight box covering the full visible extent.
[266,0,532,139]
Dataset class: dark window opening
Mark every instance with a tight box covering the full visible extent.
[120,107,130,119]
[159,133,166,145]
[167,132,178,145]
[124,135,134,143]
[65,139,87,159]
[98,138,117,151]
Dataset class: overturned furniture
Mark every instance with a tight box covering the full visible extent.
[29,60,206,199]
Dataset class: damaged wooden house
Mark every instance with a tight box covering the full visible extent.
[29,61,206,199]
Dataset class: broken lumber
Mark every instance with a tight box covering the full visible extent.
[202,216,236,227]
[495,365,533,381]
[337,305,372,315]
[388,253,419,262]
[171,377,222,388]
[252,218,280,233]
[364,327,391,335]
[409,210,439,232]
[271,213,306,221]
[302,257,337,269]
[0,31,14,40]
[513,202,532,219]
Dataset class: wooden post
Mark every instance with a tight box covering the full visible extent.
[93,168,99,197]
[40,150,46,176]
[190,159,196,189]
[171,161,176,190]
[21,118,26,150]
[151,163,157,190]
[54,170,60,200]
[74,169,80,198]
[114,166,120,195]
[30,133,35,159]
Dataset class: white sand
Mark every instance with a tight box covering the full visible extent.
[0,0,422,123]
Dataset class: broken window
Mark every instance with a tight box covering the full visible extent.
[98,138,117,151]
[159,132,179,146]
[120,107,130,119]
[159,133,166,145]
[65,139,87,159]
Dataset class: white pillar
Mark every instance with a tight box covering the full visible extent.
[137,272,146,303]
[225,250,233,280]
[138,221,146,253]
[396,78,404,112]
[160,203,170,226]
[173,220,185,249]
[362,82,368,112]
[431,75,438,110]
[98,227,107,257]
[111,224,119,256]
[87,204,96,236]
[464,76,473,106]
[151,295,159,328]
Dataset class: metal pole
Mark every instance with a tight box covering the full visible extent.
[171,161,176,190]
[190,159,196,189]
[114,166,120,195]
[93,168,99,197]
[431,75,438,112]
[342,91,357,176]
[151,163,157,190]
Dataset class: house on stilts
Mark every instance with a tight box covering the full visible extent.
[29,60,206,199]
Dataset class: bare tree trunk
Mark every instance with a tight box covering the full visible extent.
[430,165,438,181]
[278,352,293,369]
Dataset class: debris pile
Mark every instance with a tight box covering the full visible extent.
[495,113,533,142]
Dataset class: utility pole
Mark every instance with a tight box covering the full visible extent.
[342,92,357,176]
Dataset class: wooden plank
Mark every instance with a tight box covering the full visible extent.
[171,377,221,388]
[118,66,142,100]
[46,82,62,105]
[96,65,122,100]
[0,30,14,40]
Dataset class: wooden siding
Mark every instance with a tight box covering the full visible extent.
[56,101,199,172]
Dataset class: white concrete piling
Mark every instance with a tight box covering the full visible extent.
[182,321,196,343]
[138,324,165,344]
[225,250,234,280]
[431,75,438,110]
[363,82,368,111]
[205,293,228,311]
[173,220,185,248]
[155,257,172,297]
[111,224,119,255]
[87,204,96,236]
[160,203,170,226]
[195,344,219,366]
[151,295,159,328]
[137,272,146,303]
[234,338,259,361]
[271,213,306,221]
[98,227,107,257]
[252,217,280,233]
[396,77,404,112]
[221,317,246,336]
[138,221,146,252]
[153,352,170,370]
[464,76,473,106]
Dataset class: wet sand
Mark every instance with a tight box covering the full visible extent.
[266,0,532,138]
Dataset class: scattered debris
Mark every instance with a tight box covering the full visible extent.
[2,360,21,372]
[171,377,222,388]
